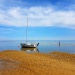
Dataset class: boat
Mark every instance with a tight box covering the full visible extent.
[21,43,39,48]
[20,17,39,48]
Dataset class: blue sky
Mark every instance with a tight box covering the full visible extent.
[0,0,75,40]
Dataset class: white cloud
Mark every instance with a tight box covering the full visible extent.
[0,5,75,28]
[0,28,14,34]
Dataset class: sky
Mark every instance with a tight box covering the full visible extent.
[0,0,75,40]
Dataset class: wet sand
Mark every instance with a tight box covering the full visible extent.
[0,50,75,75]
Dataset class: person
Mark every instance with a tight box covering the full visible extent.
[59,41,60,46]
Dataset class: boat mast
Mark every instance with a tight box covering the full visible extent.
[26,17,28,43]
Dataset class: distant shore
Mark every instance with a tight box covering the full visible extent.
[0,50,75,75]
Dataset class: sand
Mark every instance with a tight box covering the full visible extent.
[0,50,75,75]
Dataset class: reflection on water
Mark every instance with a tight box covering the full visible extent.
[21,48,39,53]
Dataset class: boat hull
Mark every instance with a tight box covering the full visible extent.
[21,45,36,48]
[21,43,39,48]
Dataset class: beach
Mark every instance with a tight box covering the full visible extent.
[0,50,75,75]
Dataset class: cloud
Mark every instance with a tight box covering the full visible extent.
[0,28,14,34]
[0,36,7,40]
[0,0,75,29]
[0,6,54,26]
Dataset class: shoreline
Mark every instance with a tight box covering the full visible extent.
[0,50,75,75]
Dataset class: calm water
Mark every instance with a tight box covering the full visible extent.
[0,40,75,54]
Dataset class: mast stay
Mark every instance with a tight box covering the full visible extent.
[26,17,28,43]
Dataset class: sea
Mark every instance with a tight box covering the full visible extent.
[0,40,75,54]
